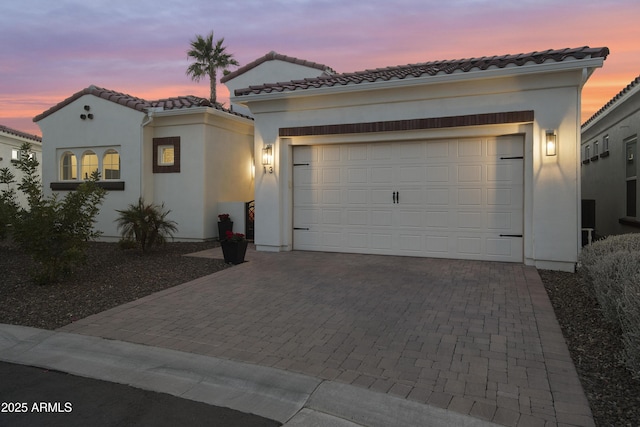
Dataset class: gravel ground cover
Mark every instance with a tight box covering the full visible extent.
[1,242,639,426]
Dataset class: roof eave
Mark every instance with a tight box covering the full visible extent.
[233,57,606,105]
[581,79,640,133]
[150,105,254,124]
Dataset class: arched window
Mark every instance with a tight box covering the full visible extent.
[60,152,77,180]
[103,149,120,180]
[81,151,98,180]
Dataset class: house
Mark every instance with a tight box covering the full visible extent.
[0,125,43,208]
[226,46,609,272]
[33,86,254,241]
[581,75,640,238]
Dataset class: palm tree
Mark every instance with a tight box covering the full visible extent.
[115,198,178,253]
[186,31,239,105]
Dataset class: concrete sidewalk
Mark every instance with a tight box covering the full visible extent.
[0,323,496,426]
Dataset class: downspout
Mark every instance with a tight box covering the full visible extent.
[141,111,154,200]
[575,67,590,268]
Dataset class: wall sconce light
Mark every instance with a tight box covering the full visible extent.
[545,130,557,156]
[262,144,273,173]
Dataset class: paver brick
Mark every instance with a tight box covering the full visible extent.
[59,249,593,427]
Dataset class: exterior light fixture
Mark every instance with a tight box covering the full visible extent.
[545,130,557,156]
[262,144,273,173]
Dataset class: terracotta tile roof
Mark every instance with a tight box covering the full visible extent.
[221,51,335,84]
[234,46,609,97]
[33,85,252,122]
[582,74,640,128]
[0,124,42,142]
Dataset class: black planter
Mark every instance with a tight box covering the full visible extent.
[218,221,233,239]
[220,240,248,264]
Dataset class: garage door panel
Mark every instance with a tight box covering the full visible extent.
[293,167,318,185]
[321,189,341,204]
[347,210,368,225]
[372,167,393,183]
[457,139,483,157]
[426,188,450,205]
[426,166,449,182]
[293,136,523,262]
[322,168,341,184]
[371,189,392,204]
[458,188,482,205]
[321,146,341,162]
[457,165,483,182]
[371,210,393,226]
[347,168,368,183]
[347,189,368,205]
[426,140,449,159]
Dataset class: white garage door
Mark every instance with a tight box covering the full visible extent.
[292,136,524,262]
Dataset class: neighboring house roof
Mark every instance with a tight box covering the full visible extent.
[221,51,335,84]
[33,85,253,122]
[582,74,640,128]
[0,124,42,143]
[234,46,610,97]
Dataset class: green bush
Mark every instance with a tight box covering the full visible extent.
[5,142,107,284]
[579,233,640,377]
[0,167,19,240]
[115,198,178,253]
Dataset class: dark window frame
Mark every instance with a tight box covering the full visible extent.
[153,137,181,173]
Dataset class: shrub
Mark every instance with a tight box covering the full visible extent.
[0,167,19,240]
[8,142,107,284]
[115,198,178,252]
[579,233,640,377]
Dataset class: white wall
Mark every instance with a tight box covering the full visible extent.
[240,66,597,271]
[37,95,146,239]
[147,108,254,240]
[224,59,330,116]
[37,95,254,242]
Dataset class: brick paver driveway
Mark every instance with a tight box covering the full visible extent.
[61,249,592,426]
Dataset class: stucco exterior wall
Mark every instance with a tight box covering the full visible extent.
[225,60,329,116]
[581,88,640,236]
[37,95,254,241]
[149,110,254,240]
[38,95,146,239]
[240,68,589,271]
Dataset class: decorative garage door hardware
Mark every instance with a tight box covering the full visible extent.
[393,191,399,204]
[500,234,523,237]
[500,156,524,159]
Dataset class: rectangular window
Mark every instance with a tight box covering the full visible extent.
[582,145,591,164]
[603,135,609,151]
[158,146,174,166]
[153,137,180,173]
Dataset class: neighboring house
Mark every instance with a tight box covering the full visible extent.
[581,75,640,238]
[33,86,254,241]
[226,46,609,272]
[0,125,43,208]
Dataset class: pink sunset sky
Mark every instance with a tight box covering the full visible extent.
[1,0,639,137]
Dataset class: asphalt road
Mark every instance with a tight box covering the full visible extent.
[0,362,281,427]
